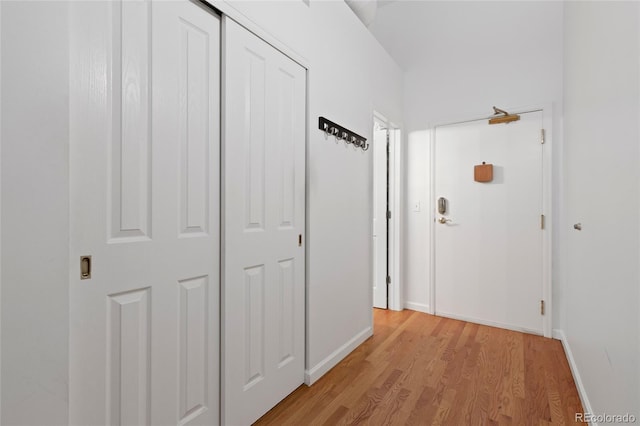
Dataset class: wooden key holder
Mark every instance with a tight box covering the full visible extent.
[474,162,493,183]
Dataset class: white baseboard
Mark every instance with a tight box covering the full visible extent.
[304,326,372,385]
[553,329,596,426]
[435,310,543,336]
[403,302,430,313]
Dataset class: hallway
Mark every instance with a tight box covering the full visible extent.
[255,309,585,425]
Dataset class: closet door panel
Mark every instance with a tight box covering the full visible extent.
[223,17,306,426]
[69,2,220,424]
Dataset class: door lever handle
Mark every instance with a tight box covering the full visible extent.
[438,217,452,224]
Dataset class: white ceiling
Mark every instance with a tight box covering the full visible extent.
[369,1,560,70]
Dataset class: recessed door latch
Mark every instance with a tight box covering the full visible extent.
[80,255,92,280]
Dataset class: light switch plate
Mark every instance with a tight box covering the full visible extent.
[413,201,421,212]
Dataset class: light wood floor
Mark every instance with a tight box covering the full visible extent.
[254,309,585,425]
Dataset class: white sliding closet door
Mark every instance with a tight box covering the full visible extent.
[222,17,306,426]
[69,1,220,425]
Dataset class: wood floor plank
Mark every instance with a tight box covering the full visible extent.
[524,333,553,424]
[393,335,449,424]
[366,332,439,424]
[498,331,518,418]
[405,386,436,426]
[321,405,348,426]
[430,387,457,426]
[511,332,526,399]
[479,326,505,422]
[254,309,585,426]
[341,369,404,424]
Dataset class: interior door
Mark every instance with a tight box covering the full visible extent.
[222,17,306,426]
[373,123,389,309]
[69,1,220,424]
[434,111,544,334]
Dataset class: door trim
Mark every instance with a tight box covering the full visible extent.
[372,111,403,312]
[0,1,3,417]
[372,114,387,309]
[389,124,402,312]
[428,104,553,338]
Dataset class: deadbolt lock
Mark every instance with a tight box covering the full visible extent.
[437,197,447,215]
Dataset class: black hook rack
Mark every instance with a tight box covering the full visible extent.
[318,117,368,151]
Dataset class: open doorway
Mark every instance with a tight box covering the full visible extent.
[373,113,401,310]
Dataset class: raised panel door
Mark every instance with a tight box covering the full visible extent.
[69,1,220,424]
[223,17,306,426]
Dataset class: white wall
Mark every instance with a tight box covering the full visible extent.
[563,2,639,419]
[396,2,564,322]
[213,0,403,382]
[0,2,70,424]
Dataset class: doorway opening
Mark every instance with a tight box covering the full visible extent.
[373,113,402,311]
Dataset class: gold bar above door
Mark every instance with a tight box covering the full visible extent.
[489,106,520,125]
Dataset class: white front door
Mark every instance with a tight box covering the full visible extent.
[373,123,388,308]
[434,111,544,334]
[222,18,306,426]
[69,1,220,424]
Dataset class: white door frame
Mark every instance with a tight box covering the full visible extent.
[372,116,387,309]
[373,111,403,312]
[0,1,3,416]
[428,104,553,338]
